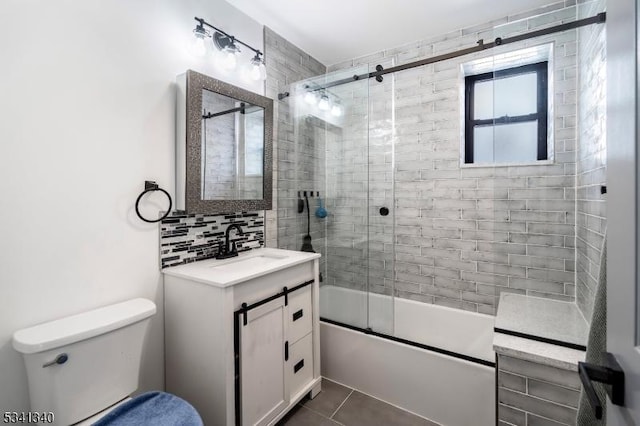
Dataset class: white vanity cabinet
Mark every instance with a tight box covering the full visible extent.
[163,248,321,426]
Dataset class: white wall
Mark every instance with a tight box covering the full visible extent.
[0,0,263,412]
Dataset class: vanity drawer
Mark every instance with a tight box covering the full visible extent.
[288,285,312,344]
[288,332,313,399]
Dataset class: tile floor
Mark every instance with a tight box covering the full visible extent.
[277,378,439,426]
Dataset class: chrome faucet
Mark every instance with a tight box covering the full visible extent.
[215,224,244,259]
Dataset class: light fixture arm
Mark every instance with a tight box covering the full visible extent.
[194,17,263,58]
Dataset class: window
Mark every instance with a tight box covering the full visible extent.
[464,61,548,164]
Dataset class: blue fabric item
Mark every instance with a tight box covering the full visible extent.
[92,392,203,426]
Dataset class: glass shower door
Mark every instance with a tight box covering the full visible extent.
[289,65,395,334]
[366,61,395,335]
[321,66,371,329]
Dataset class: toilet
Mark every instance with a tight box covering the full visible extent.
[12,298,202,426]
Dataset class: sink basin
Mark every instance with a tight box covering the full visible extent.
[162,248,321,287]
[209,253,289,272]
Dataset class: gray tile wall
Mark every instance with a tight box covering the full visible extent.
[497,354,581,426]
[575,0,606,324]
[263,28,327,253]
[325,2,581,314]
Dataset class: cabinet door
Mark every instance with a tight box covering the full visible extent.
[240,297,289,426]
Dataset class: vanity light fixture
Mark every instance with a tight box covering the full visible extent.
[303,85,344,117]
[191,17,266,81]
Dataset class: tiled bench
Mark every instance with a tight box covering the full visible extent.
[493,294,588,426]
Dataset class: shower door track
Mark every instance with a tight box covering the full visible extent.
[278,12,606,98]
[494,327,587,351]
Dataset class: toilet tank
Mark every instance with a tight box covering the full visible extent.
[12,298,156,426]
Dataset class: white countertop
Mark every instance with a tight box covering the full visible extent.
[162,247,320,288]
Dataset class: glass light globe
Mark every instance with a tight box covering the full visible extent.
[191,37,206,57]
[254,61,267,81]
[243,55,267,81]
[304,92,317,105]
[190,27,208,57]
[212,49,226,68]
[248,65,260,80]
[222,47,238,70]
[331,104,343,117]
[318,95,330,111]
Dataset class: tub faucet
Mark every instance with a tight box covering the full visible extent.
[216,224,244,259]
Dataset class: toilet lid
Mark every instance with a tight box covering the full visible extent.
[91,392,203,426]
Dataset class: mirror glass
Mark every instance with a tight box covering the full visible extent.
[202,89,264,200]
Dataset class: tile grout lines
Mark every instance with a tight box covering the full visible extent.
[329,389,355,421]
[298,405,344,425]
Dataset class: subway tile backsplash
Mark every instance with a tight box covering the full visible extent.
[159,211,264,268]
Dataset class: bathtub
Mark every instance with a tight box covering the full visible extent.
[320,285,496,426]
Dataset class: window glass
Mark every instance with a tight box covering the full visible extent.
[473,80,494,120]
[473,121,539,163]
[473,73,538,120]
[464,60,547,165]
[473,126,495,163]
[494,73,538,117]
